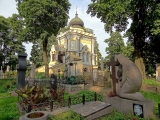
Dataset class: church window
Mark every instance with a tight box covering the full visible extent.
[52,54,55,61]
[71,41,76,50]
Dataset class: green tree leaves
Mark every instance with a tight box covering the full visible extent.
[104,31,133,61]
[16,0,71,77]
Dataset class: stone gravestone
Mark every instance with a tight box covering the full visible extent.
[106,54,155,119]
[6,65,10,72]
[30,64,36,79]
[156,63,160,82]
[16,53,27,89]
[50,74,57,91]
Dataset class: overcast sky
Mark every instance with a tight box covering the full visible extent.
[0,0,110,59]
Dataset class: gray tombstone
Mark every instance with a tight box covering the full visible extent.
[6,65,10,72]
[50,74,57,90]
[17,53,27,89]
[30,64,36,79]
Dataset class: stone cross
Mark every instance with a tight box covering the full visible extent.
[106,55,119,94]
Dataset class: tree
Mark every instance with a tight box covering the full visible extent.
[94,39,102,68]
[104,31,133,61]
[87,0,160,79]
[30,35,57,68]
[16,0,71,77]
[0,16,25,72]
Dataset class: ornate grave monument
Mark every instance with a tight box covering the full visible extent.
[16,53,27,89]
[106,54,155,119]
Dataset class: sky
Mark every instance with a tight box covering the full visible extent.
[0,0,110,59]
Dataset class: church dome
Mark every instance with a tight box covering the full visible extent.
[69,13,84,28]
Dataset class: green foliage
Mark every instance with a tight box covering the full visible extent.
[0,79,16,93]
[49,110,84,120]
[140,91,160,115]
[94,39,102,65]
[30,35,57,68]
[143,79,160,86]
[58,26,70,34]
[0,96,20,120]
[16,84,49,105]
[95,110,144,120]
[104,31,134,60]
[87,0,160,79]
[0,15,25,71]
[16,0,71,77]
[35,72,46,79]
[4,70,17,78]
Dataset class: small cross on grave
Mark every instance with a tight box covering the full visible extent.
[106,55,119,94]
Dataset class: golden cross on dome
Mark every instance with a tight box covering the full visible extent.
[75,6,78,16]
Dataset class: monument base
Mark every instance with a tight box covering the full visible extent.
[109,96,155,119]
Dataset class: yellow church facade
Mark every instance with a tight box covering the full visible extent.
[37,11,98,79]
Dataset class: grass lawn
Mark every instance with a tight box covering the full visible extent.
[0,78,160,120]
[0,96,20,120]
[143,79,160,86]
[49,110,84,120]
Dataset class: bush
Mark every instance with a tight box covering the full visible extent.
[0,79,16,93]
[35,72,45,79]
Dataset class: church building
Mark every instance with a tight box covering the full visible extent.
[40,10,98,79]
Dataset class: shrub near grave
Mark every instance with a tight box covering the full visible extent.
[0,78,16,93]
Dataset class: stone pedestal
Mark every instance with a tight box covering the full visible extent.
[109,97,155,119]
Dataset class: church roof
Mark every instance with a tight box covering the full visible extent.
[69,11,84,28]
[66,54,81,62]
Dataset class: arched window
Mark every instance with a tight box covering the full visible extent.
[52,52,55,61]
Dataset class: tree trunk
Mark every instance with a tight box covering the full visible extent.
[134,48,146,80]
[43,40,49,78]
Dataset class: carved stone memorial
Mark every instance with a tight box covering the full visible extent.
[17,53,27,89]
[106,54,155,119]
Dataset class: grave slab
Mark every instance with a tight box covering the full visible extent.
[109,96,156,119]
[71,101,111,120]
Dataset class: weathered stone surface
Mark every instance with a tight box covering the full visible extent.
[115,54,145,101]
[109,97,155,119]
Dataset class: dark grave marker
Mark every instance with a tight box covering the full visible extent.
[50,74,57,90]
[16,53,27,89]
